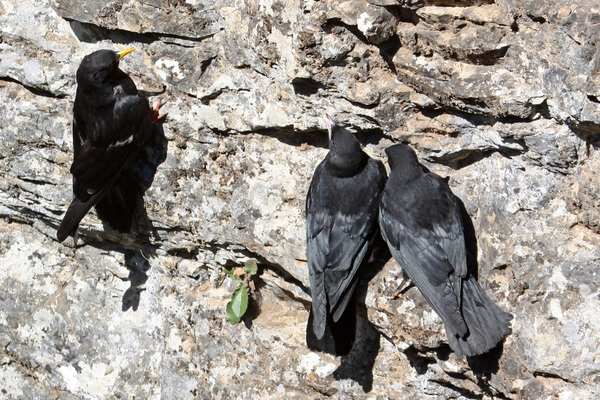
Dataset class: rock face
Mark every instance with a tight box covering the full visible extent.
[1,0,599,398]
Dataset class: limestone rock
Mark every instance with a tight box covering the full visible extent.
[1,0,600,398]
[326,0,398,44]
[51,0,225,39]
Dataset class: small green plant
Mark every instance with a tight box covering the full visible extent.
[225,259,258,324]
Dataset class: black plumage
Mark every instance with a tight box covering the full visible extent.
[379,144,511,357]
[57,49,153,242]
[305,116,387,355]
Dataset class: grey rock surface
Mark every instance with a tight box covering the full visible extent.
[1,0,600,398]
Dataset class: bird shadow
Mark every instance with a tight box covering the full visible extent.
[333,232,391,392]
[75,230,157,312]
[333,310,381,392]
[128,113,169,236]
[456,196,479,282]
[132,117,168,197]
[467,341,505,378]
[69,233,156,312]
[122,247,152,311]
[120,117,168,310]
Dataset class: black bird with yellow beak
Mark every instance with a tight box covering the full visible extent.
[57,49,159,242]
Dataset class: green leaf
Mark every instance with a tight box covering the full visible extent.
[231,285,248,316]
[226,301,241,324]
[244,259,258,276]
[226,285,248,324]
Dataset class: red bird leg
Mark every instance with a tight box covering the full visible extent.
[150,102,164,123]
[385,272,412,299]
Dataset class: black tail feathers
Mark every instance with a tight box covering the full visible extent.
[56,197,95,242]
[306,298,357,356]
[446,277,512,357]
[57,169,143,242]
[94,171,141,234]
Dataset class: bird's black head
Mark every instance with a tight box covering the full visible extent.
[76,49,134,89]
[325,115,368,177]
[385,144,423,183]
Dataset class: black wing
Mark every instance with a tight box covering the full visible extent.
[307,159,385,339]
[71,94,151,199]
[379,173,468,337]
[57,93,151,241]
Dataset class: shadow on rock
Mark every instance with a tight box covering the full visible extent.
[241,268,267,329]
[403,345,443,375]
[122,248,152,311]
[457,196,479,281]
[121,119,167,311]
[68,20,157,45]
[114,114,169,243]
[467,341,505,378]
[567,121,600,149]
[334,314,381,393]
[133,117,168,200]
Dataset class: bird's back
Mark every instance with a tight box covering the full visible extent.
[382,173,458,237]
[307,157,386,311]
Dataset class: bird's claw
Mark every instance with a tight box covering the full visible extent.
[385,276,412,300]
[150,101,165,124]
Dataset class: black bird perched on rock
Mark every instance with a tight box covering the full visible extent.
[379,144,511,357]
[305,115,387,355]
[57,49,159,242]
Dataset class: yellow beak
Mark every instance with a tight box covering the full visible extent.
[116,48,135,60]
